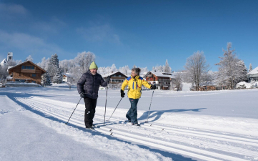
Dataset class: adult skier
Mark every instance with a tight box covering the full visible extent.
[121,68,156,126]
[77,62,110,129]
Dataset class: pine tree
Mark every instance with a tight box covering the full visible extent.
[164,59,171,73]
[47,54,62,83]
[41,72,51,86]
[249,63,253,72]
[52,68,63,83]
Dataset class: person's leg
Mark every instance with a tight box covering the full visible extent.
[126,98,133,122]
[130,99,139,124]
[84,97,93,128]
[89,98,97,126]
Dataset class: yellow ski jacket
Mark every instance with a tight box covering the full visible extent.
[121,75,151,99]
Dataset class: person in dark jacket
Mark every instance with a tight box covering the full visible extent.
[77,62,110,129]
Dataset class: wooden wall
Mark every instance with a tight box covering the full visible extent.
[9,62,45,84]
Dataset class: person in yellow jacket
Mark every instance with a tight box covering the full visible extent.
[121,68,156,126]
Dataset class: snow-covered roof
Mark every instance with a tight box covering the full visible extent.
[101,71,127,78]
[64,73,73,78]
[248,66,258,75]
[145,71,176,79]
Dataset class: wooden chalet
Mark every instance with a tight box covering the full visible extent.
[8,61,46,85]
[102,71,128,89]
[144,71,176,90]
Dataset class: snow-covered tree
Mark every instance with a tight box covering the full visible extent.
[185,51,209,91]
[37,57,49,70]
[41,72,51,86]
[216,42,247,89]
[119,65,130,75]
[249,63,253,72]
[75,51,95,73]
[52,68,63,84]
[26,55,33,62]
[164,59,171,73]
[47,54,62,83]
[152,65,163,72]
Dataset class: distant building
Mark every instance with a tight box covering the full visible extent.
[144,71,177,90]
[0,52,13,66]
[102,71,128,89]
[8,61,46,85]
[247,66,258,81]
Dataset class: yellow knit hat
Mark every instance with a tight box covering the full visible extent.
[89,62,98,70]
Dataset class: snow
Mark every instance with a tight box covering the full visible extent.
[1,85,258,160]
[248,66,258,75]
[182,83,192,91]
[236,81,258,89]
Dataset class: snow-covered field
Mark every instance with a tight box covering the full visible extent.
[1,85,258,161]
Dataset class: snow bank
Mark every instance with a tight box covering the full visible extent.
[236,81,258,89]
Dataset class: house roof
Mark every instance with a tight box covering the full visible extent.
[8,61,47,74]
[144,71,176,79]
[248,66,258,75]
[102,71,128,78]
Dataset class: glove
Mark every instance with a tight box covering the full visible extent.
[120,90,125,98]
[80,93,86,98]
[150,85,156,90]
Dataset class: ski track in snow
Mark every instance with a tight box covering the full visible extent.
[14,96,258,161]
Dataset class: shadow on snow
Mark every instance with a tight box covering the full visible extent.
[4,92,198,161]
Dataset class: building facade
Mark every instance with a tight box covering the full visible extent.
[102,71,128,89]
[144,71,177,90]
[247,66,258,81]
[8,61,46,85]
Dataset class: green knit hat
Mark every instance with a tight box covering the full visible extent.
[89,61,98,70]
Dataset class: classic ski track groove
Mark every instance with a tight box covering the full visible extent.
[15,97,257,161]
[31,97,258,142]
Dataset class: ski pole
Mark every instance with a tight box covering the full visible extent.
[66,97,82,125]
[146,90,155,123]
[108,97,123,121]
[104,87,108,124]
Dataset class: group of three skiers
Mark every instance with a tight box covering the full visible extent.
[77,62,156,129]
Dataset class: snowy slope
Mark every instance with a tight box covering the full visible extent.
[1,86,258,160]
[0,95,171,161]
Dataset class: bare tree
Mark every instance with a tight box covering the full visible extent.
[185,51,209,91]
[75,51,95,74]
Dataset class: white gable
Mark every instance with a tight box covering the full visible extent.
[248,67,258,75]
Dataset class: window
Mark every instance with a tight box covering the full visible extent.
[22,66,34,69]
[32,74,36,77]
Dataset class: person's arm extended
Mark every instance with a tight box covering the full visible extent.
[142,79,151,89]
[100,76,110,87]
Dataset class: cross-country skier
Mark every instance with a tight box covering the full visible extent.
[121,68,156,126]
[77,62,110,129]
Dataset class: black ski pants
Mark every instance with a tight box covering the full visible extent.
[84,97,97,128]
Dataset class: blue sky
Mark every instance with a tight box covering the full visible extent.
[0,0,257,71]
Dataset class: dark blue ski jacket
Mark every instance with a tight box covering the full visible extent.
[77,70,108,99]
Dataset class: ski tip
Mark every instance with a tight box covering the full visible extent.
[110,132,113,136]
[109,129,112,132]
